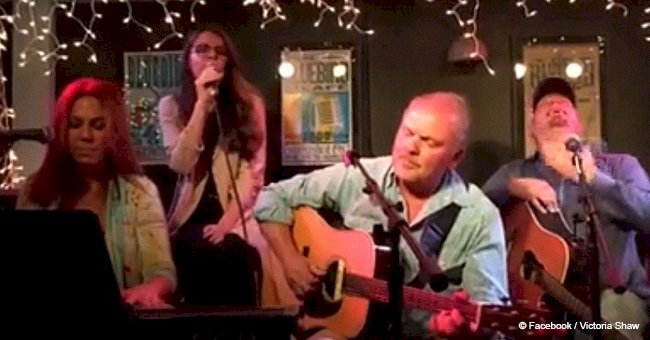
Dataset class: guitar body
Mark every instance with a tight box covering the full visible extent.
[505,201,571,310]
[292,207,376,338]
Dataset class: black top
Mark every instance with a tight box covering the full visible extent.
[182,169,224,228]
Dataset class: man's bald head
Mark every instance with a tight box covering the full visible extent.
[404,92,471,148]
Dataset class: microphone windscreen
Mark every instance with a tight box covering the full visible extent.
[564,135,582,153]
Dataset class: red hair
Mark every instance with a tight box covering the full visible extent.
[26,77,142,207]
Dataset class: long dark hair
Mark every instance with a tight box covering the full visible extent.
[27,77,142,207]
[176,25,263,174]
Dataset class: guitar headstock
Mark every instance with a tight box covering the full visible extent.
[477,303,555,338]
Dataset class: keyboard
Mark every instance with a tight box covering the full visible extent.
[132,304,299,320]
[130,305,298,339]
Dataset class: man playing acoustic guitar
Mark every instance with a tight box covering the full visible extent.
[254,92,510,339]
[483,77,650,339]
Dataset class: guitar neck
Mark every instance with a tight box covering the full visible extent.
[533,270,635,340]
[535,270,592,321]
[343,273,478,319]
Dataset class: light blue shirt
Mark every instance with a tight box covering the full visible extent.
[254,156,509,338]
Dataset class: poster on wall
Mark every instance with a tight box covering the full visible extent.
[281,48,353,166]
[124,50,182,164]
[522,42,602,156]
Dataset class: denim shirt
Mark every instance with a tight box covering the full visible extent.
[483,152,650,308]
[254,156,509,338]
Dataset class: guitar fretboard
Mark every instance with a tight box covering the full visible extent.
[537,271,591,322]
[343,273,478,318]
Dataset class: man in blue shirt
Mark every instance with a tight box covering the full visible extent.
[483,77,650,338]
[254,92,509,339]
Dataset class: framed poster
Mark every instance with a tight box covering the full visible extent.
[124,50,182,164]
[280,47,353,166]
[517,38,604,157]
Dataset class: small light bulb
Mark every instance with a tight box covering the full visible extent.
[278,61,295,78]
[565,62,583,79]
[514,63,527,79]
[333,64,347,78]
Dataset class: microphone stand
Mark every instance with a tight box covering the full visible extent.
[571,151,601,340]
[344,151,449,339]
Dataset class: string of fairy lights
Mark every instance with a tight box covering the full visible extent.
[0,0,647,189]
[0,51,21,190]
[0,0,644,79]
[439,0,495,75]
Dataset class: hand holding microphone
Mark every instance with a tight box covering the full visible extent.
[540,133,596,183]
[194,63,224,110]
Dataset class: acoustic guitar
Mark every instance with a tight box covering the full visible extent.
[291,206,552,338]
[505,201,648,339]
[503,201,571,311]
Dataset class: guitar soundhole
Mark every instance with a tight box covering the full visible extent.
[521,250,544,281]
[303,261,344,318]
[322,262,340,300]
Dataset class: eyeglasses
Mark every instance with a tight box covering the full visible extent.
[192,43,228,58]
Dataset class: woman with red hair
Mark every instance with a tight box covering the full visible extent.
[16,77,176,309]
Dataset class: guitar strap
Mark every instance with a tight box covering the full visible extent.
[364,203,464,339]
[373,170,466,288]
[414,203,465,288]
[370,202,464,288]
[417,203,462,258]
[371,202,462,260]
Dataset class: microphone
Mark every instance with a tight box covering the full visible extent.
[205,80,221,98]
[0,127,53,144]
[565,135,583,153]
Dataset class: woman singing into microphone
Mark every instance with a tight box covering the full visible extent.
[158,25,292,307]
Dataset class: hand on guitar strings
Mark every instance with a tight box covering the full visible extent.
[508,177,560,214]
[282,253,325,298]
[427,289,477,339]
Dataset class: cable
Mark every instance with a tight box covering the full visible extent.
[214,105,249,242]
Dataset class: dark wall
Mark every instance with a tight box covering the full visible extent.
[54,0,650,189]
